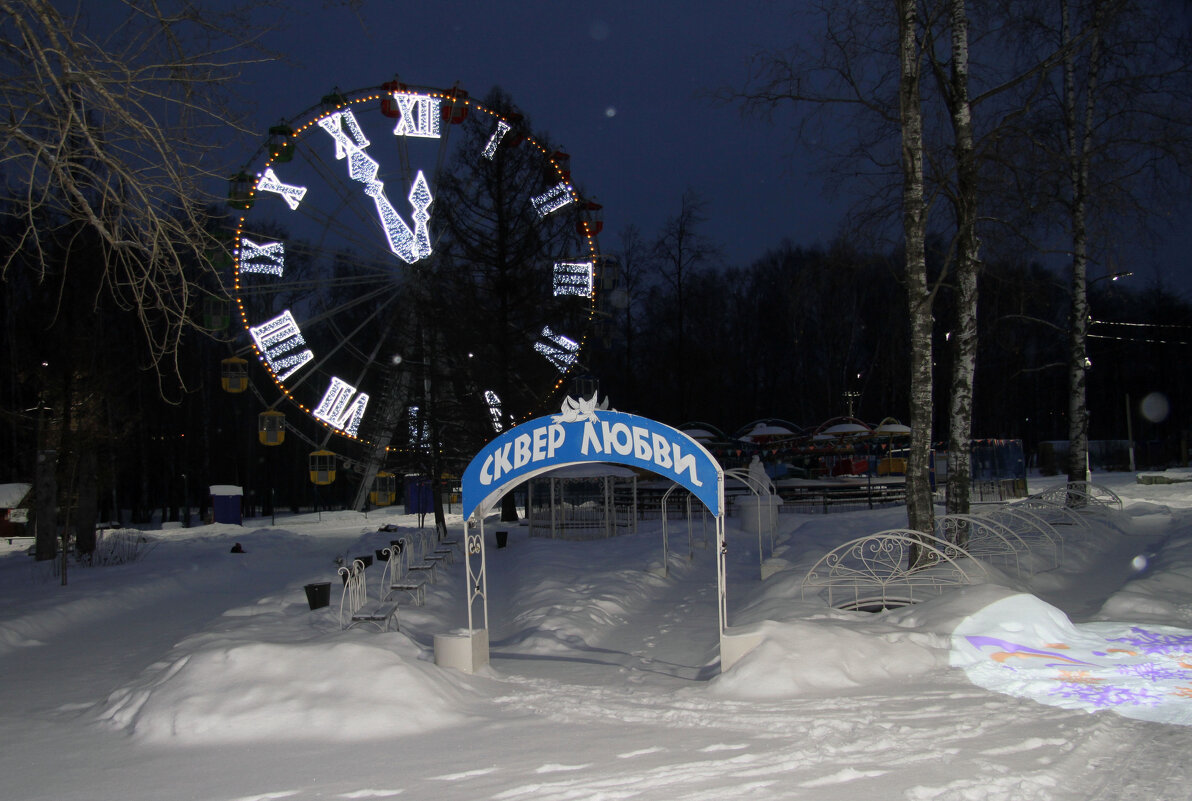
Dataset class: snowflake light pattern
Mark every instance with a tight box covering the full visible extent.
[1049,681,1164,709]
[1107,627,1192,657]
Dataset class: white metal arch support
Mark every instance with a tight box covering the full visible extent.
[439,399,759,673]
[724,466,779,577]
[660,483,706,575]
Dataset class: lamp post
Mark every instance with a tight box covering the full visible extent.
[180,473,190,528]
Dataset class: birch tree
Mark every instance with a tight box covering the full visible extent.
[996,0,1192,489]
[928,0,980,514]
[898,0,937,537]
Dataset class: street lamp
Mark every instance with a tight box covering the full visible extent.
[181,473,190,528]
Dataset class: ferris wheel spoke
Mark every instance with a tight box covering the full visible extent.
[277,283,404,395]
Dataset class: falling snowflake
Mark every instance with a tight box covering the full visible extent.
[1107,627,1192,657]
[1050,681,1164,708]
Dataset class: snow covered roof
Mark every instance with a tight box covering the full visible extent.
[740,423,797,442]
[821,423,872,437]
[209,485,244,496]
[0,483,31,508]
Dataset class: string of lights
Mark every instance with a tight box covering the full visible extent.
[1087,332,1192,346]
[1091,318,1192,329]
[1088,317,1192,345]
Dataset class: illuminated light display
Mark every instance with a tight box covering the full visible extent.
[952,593,1192,726]
[531,182,575,218]
[232,84,601,449]
[407,172,433,261]
[238,238,285,276]
[534,326,580,372]
[313,376,370,437]
[552,261,594,297]
[391,92,442,138]
[483,119,511,160]
[249,311,313,381]
[484,390,505,433]
[319,108,371,157]
[319,109,433,265]
[407,404,431,447]
[256,168,307,210]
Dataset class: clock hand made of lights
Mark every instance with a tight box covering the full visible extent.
[230,82,602,459]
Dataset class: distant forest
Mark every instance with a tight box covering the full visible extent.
[3,220,1188,523]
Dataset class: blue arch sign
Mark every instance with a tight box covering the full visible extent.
[461,403,723,521]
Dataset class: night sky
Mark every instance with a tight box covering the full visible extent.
[227,0,1187,291]
[228,0,836,270]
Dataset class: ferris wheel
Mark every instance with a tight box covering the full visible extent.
[226,80,604,503]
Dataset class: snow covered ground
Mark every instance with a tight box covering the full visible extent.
[2,471,1191,801]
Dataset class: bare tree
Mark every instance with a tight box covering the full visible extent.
[652,189,721,420]
[0,0,270,558]
[994,0,1192,489]
[0,0,266,390]
[610,223,651,403]
[729,0,938,536]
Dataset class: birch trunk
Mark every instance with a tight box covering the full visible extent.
[1064,0,1104,489]
[899,0,936,543]
[945,0,979,514]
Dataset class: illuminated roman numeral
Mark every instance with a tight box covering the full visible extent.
[391,93,442,139]
[257,168,307,210]
[534,326,579,372]
[249,311,313,381]
[319,110,434,264]
[531,182,574,218]
[483,120,511,160]
[313,377,370,437]
[318,109,370,157]
[484,390,505,433]
[552,261,594,297]
[239,238,285,276]
[408,404,428,445]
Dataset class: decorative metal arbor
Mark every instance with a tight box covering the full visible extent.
[439,398,753,673]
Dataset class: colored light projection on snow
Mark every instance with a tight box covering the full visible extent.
[951,594,1192,726]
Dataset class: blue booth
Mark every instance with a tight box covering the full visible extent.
[209,485,243,525]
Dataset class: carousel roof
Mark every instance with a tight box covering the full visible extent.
[739,422,798,441]
[820,422,872,437]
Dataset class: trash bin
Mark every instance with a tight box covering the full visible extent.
[495,530,508,548]
[304,582,331,610]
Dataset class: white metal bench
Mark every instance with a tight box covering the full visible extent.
[337,559,399,632]
[405,533,446,583]
[936,513,1031,578]
[379,543,426,606]
[801,529,986,610]
[1031,481,1123,512]
[982,506,1064,568]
